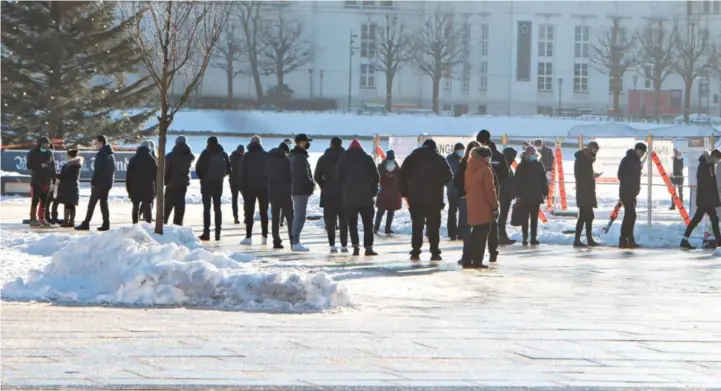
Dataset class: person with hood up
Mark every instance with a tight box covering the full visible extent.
[475,130,509,262]
[314,137,349,253]
[126,141,158,224]
[680,149,721,249]
[26,136,56,227]
[164,136,196,226]
[239,135,269,245]
[400,139,453,262]
[56,149,83,228]
[446,142,465,240]
[462,146,499,269]
[195,136,231,241]
[229,144,245,224]
[290,133,315,251]
[336,139,380,256]
[76,135,115,231]
[374,150,402,235]
[573,141,600,247]
[455,141,481,265]
[265,142,294,249]
[498,147,518,245]
[670,149,684,210]
[514,146,548,246]
[617,142,647,248]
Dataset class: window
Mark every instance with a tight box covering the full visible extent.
[461,62,470,91]
[360,63,375,88]
[479,60,488,91]
[714,94,719,104]
[538,24,554,57]
[644,65,652,89]
[574,25,590,58]
[703,0,711,12]
[480,23,489,56]
[477,105,487,114]
[442,103,452,111]
[537,62,553,91]
[574,63,589,92]
[360,23,376,58]
[715,0,720,13]
[699,79,709,96]
[537,106,554,115]
[344,0,358,7]
[608,75,624,92]
[379,0,394,7]
[362,0,376,7]
[461,19,471,57]
[687,0,693,15]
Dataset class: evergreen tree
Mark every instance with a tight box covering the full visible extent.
[1,1,156,145]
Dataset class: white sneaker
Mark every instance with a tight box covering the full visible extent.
[340,246,349,253]
[330,246,338,253]
[240,237,252,245]
[292,243,310,252]
[261,236,268,245]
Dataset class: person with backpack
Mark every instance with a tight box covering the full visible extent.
[239,136,269,245]
[195,136,231,241]
[314,137,348,253]
[76,135,115,231]
[164,136,195,226]
[126,141,158,224]
[290,134,315,252]
[55,149,83,228]
[265,142,294,249]
[26,136,56,227]
[229,144,245,224]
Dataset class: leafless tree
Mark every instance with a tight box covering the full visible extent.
[672,17,711,122]
[411,8,464,114]
[234,1,267,101]
[259,4,313,88]
[375,14,411,112]
[590,16,636,117]
[124,1,230,234]
[210,15,245,103]
[635,19,677,120]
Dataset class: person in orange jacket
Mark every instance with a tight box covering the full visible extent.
[461,146,498,269]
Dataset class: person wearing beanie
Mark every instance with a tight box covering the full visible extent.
[375,149,402,235]
[163,135,195,226]
[400,138,453,262]
[239,135,269,245]
[680,149,721,249]
[514,146,548,246]
[314,137,348,253]
[26,136,56,227]
[670,148,684,210]
[126,140,158,224]
[617,142,647,248]
[229,144,246,224]
[461,146,498,268]
[76,135,115,232]
[265,141,294,249]
[195,136,231,241]
[445,142,467,241]
[55,149,84,228]
[498,147,518,245]
[289,133,314,251]
[454,141,481,265]
[137,140,157,222]
[573,141,600,247]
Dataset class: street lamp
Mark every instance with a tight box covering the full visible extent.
[308,69,313,98]
[320,70,324,98]
[633,75,639,118]
[557,78,564,116]
[348,30,358,112]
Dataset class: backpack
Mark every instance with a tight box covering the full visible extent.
[207,152,227,182]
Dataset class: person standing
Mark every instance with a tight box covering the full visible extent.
[462,146,498,269]
[314,137,348,253]
[573,141,600,247]
[76,135,115,231]
[670,149,684,210]
[239,136,269,245]
[534,139,555,182]
[138,140,157,222]
[680,149,721,249]
[164,136,195,226]
[126,142,158,224]
[617,142,647,248]
[498,147,517,245]
[337,139,380,256]
[456,141,481,266]
[445,143,465,240]
[290,134,315,251]
[400,139,453,262]
[229,144,245,224]
[42,143,60,224]
[374,150,402,235]
[265,142,294,249]
[195,136,231,241]
[514,146,548,246]
[26,137,56,227]
[56,149,83,228]
[476,130,509,262]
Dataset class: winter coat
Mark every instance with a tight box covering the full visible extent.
[126,146,158,203]
[25,137,56,189]
[56,156,83,206]
[336,147,380,208]
[695,151,720,208]
[671,156,684,186]
[290,146,315,196]
[445,152,462,197]
[453,159,468,198]
[617,149,642,200]
[574,149,597,208]
[514,159,548,206]
[465,155,498,226]
[376,160,402,211]
[500,168,516,201]
[314,146,345,207]
[487,141,509,191]
[239,142,267,192]
[264,147,292,203]
[195,144,231,195]
[91,144,116,189]
[229,150,244,190]
[539,145,555,172]
[400,146,453,209]
[165,142,196,188]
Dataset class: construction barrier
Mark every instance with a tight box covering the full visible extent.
[546,155,556,210]
[602,200,624,233]
[651,151,691,225]
[555,143,568,210]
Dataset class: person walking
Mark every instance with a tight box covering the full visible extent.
[374,150,402,235]
[195,136,231,241]
[498,147,517,245]
[314,137,348,253]
[573,141,600,247]
[290,134,315,251]
[76,135,115,231]
[265,142,294,249]
[514,146,548,246]
[400,139,453,262]
[26,137,56,227]
[476,130,509,262]
[617,142,647,248]
[126,142,158,224]
[670,149,684,210]
[56,149,83,228]
[455,141,481,265]
[445,143,465,240]
[164,136,195,226]
[337,139,380,256]
[229,144,245,224]
[239,136,269,245]
[462,146,498,269]
[680,149,721,249]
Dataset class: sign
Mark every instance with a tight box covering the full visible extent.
[0,149,137,182]
[387,136,421,164]
[425,136,475,157]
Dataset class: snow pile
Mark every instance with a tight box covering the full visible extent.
[1,224,350,312]
[1,231,74,256]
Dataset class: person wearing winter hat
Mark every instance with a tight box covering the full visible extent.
[375,149,402,235]
[239,135,269,245]
[461,146,498,268]
[573,141,600,247]
[314,136,348,253]
[445,142,466,241]
[194,136,231,241]
[229,144,246,224]
[289,133,315,251]
[514,146,548,246]
[265,141,294,249]
[137,140,157,222]
[164,135,195,226]
[474,129,510,262]
[76,135,115,232]
[680,149,721,249]
[499,147,518,245]
[617,142,647,248]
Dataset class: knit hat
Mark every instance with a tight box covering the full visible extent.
[502,147,517,163]
[476,129,491,143]
[454,142,465,151]
[634,142,647,152]
[525,146,537,155]
[207,136,219,146]
[386,150,395,161]
[175,135,187,145]
[349,139,363,149]
[237,144,245,153]
[422,139,437,150]
[587,141,600,150]
[250,135,262,144]
[476,146,492,158]
[331,136,343,147]
[279,142,290,153]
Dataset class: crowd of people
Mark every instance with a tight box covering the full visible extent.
[22,128,721,267]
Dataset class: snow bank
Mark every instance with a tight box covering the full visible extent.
[1,224,350,312]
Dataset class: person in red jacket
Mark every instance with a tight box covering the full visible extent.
[374,150,402,234]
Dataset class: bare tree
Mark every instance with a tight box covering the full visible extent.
[375,14,411,112]
[591,16,636,117]
[412,8,464,114]
[635,19,676,120]
[672,17,711,122]
[259,5,313,89]
[210,15,244,103]
[124,1,229,234]
[235,1,267,101]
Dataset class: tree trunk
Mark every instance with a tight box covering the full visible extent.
[431,77,440,114]
[227,56,234,105]
[612,73,620,117]
[385,72,394,112]
[249,55,263,101]
[683,78,692,124]
[653,81,662,123]
[154,116,169,235]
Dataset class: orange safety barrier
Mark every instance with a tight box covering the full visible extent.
[602,200,624,233]
[554,144,568,210]
[510,160,547,223]
[546,157,556,210]
[651,151,691,226]
[375,145,386,160]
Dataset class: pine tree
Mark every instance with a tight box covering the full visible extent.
[1,1,156,146]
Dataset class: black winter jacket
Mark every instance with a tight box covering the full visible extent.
[499,149,517,201]
[229,149,244,189]
[26,137,56,189]
[290,146,314,196]
[453,159,468,198]
[126,146,158,202]
[91,144,116,189]
[539,145,555,172]
[196,144,231,195]
[446,153,461,197]
[314,146,345,206]
[264,147,292,202]
[239,142,267,191]
[336,147,379,208]
[56,156,83,206]
[671,156,684,186]
[400,146,453,208]
[695,151,720,208]
[165,142,195,188]
[487,141,509,189]
[618,149,642,200]
[574,149,597,208]
[515,159,548,206]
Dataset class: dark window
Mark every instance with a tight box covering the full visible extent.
[345,0,358,7]
[477,105,487,114]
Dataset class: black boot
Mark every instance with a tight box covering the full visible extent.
[430,252,442,261]
[573,239,587,248]
[352,246,360,256]
[365,246,378,256]
[680,239,695,250]
[199,230,210,241]
[215,228,221,241]
[97,222,110,232]
[75,221,90,231]
[586,236,600,247]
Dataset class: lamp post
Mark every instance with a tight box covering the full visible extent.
[348,30,358,112]
[308,69,313,98]
[320,70,324,97]
[557,78,563,116]
[633,75,638,118]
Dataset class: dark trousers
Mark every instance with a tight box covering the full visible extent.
[132,200,152,224]
[202,193,222,233]
[670,186,683,208]
[463,223,491,266]
[498,197,512,239]
[620,196,637,242]
[46,193,59,222]
[270,197,294,246]
[521,204,540,240]
[83,186,110,224]
[324,196,348,247]
[347,205,374,248]
[410,206,442,255]
[231,186,240,221]
[374,208,395,232]
[243,188,269,237]
[447,193,461,239]
[164,186,187,226]
[488,220,499,256]
[683,206,721,240]
[574,206,595,240]
[30,184,48,220]
[64,204,76,223]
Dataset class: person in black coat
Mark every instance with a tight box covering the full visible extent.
[499,147,517,245]
[44,143,61,224]
[289,134,315,251]
[195,136,231,241]
[26,136,56,226]
[680,149,721,249]
[617,142,646,248]
[514,146,548,245]
[445,143,465,240]
[265,142,294,249]
[126,144,158,224]
[475,129,509,262]
[239,136,269,244]
[76,135,115,231]
[400,139,453,261]
[573,142,600,247]
[314,137,348,252]
[670,149,684,210]
[454,141,481,266]
[56,149,83,228]
[164,136,195,226]
[229,144,245,224]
